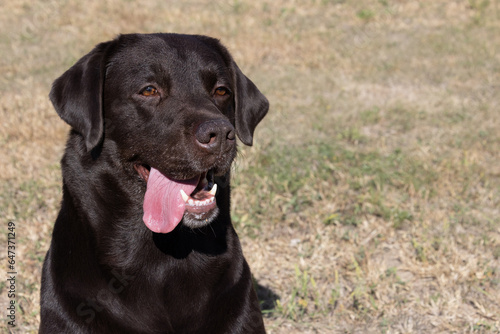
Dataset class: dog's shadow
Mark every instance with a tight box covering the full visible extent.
[254,281,280,316]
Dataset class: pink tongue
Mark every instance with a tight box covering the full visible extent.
[142,167,199,233]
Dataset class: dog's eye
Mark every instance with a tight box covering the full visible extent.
[140,86,159,97]
[214,87,230,97]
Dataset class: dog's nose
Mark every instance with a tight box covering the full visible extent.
[195,120,235,151]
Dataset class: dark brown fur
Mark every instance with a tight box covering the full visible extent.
[40,33,269,334]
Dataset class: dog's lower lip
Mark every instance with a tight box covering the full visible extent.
[180,170,217,215]
[185,200,217,214]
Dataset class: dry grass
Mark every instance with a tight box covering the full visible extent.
[1,0,499,333]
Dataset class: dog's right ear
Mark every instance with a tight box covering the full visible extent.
[50,41,113,152]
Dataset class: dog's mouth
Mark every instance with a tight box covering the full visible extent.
[134,164,219,233]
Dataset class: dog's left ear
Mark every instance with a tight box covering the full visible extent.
[232,62,269,146]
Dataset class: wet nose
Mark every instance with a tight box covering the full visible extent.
[195,119,235,152]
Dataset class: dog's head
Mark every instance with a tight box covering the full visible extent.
[50,33,269,233]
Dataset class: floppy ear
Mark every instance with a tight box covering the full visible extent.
[232,62,269,146]
[49,41,112,152]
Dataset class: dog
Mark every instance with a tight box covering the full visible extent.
[39,33,269,333]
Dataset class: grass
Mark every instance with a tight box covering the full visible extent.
[1,0,500,333]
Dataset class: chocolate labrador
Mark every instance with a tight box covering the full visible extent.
[39,33,269,333]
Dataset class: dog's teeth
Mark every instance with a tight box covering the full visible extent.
[208,183,217,196]
[180,189,189,203]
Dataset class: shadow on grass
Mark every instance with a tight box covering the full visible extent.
[255,281,280,316]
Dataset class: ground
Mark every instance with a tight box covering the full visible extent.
[0,0,499,333]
